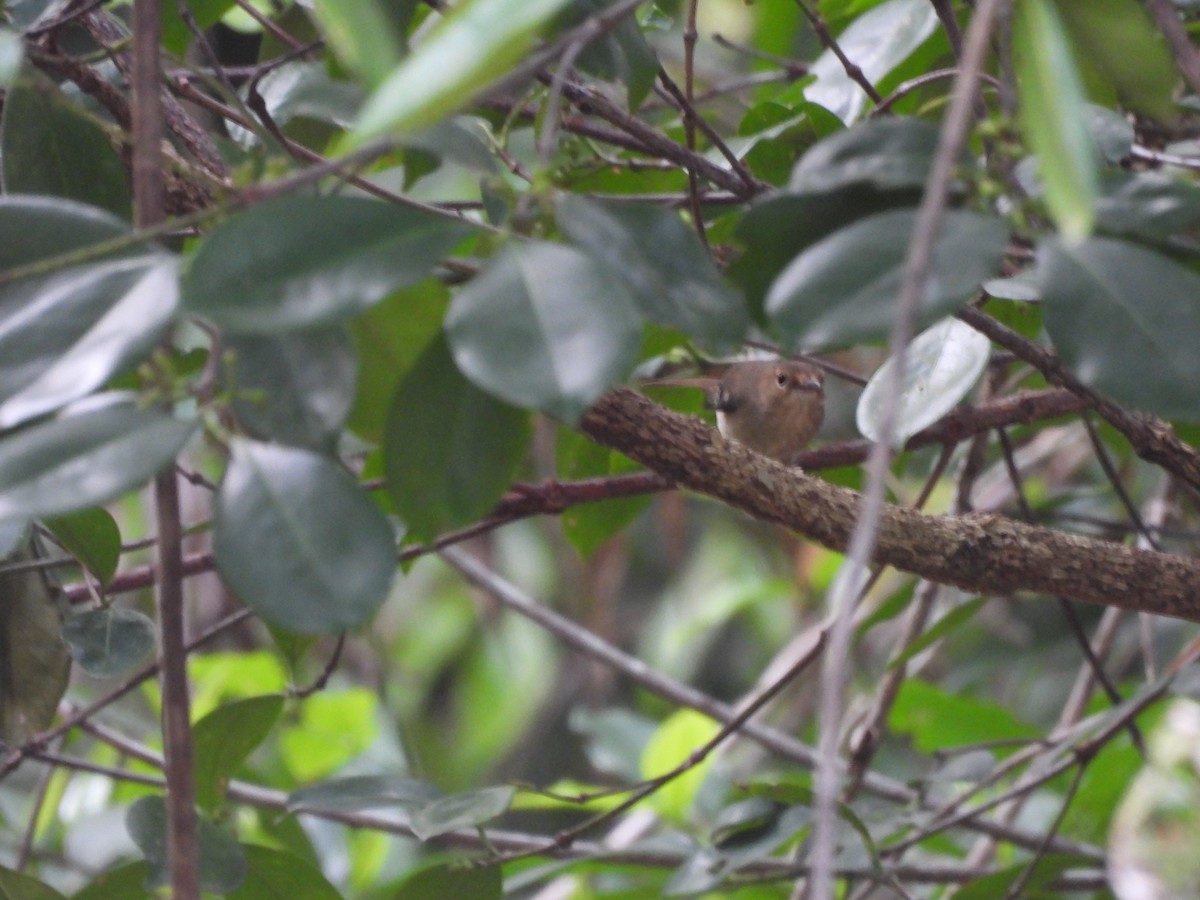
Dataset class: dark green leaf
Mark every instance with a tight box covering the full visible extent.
[232,61,363,137]
[44,506,120,584]
[558,0,658,107]
[409,785,515,840]
[0,255,178,428]
[889,679,1038,753]
[348,278,449,444]
[384,335,530,542]
[213,438,396,633]
[0,194,142,270]
[1085,104,1134,164]
[766,209,1007,349]
[788,116,942,195]
[445,241,642,422]
[0,539,68,743]
[1038,236,1200,419]
[0,401,195,522]
[61,607,154,678]
[288,774,444,813]
[227,326,357,452]
[556,429,649,558]
[666,804,809,895]
[729,187,920,319]
[312,0,405,88]
[71,862,152,900]
[391,861,502,900]
[227,845,342,900]
[348,0,574,144]
[182,195,470,333]
[193,695,285,812]
[1094,171,1200,251]
[0,866,67,900]
[125,795,248,894]
[557,195,747,351]
[0,73,131,218]
[955,854,1078,900]
[805,0,938,123]
[1015,0,1097,241]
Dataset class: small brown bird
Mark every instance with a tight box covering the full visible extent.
[649,360,825,464]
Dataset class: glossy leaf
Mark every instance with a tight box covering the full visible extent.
[1094,171,1200,251]
[227,326,357,451]
[0,255,179,428]
[61,607,155,678]
[856,318,992,447]
[445,241,642,422]
[0,539,69,743]
[182,195,470,333]
[193,695,285,812]
[1014,0,1097,242]
[805,0,938,123]
[788,117,942,195]
[729,187,919,317]
[213,438,396,633]
[385,335,530,542]
[0,401,195,522]
[44,506,121,584]
[1,73,131,218]
[1038,236,1200,419]
[227,845,342,900]
[983,271,1040,302]
[0,195,141,271]
[126,795,248,894]
[349,0,573,144]
[409,785,515,840]
[0,29,22,88]
[288,774,444,813]
[392,861,502,900]
[557,196,747,351]
[766,209,1008,349]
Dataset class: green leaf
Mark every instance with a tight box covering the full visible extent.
[347,0,574,145]
[125,795,248,894]
[61,607,155,678]
[391,861,502,900]
[788,116,943,195]
[890,679,1038,753]
[0,539,69,743]
[887,597,986,671]
[409,785,515,840]
[983,271,1040,301]
[193,695,285,812]
[0,73,131,219]
[805,0,938,123]
[182,195,470,334]
[1094,171,1200,251]
[558,0,658,108]
[955,854,1078,899]
[312,0,407,88]
[72,862,151,900]
[0,866,67,900]
[384,335,530,542]
[0,401,195,522]
[1038,236,1200,420]
[213,438,397,633]
[161,0,233,57]
[445,241,642,422]
[765,209,1008,349]
[0,194,142,271]
[556,429,649,558]
[348,278,450,444]
[1054,0,1177,123]
[729,187,919,319]
[0,29,23,89]
[640,709,720,824]
[44,506,121,585]
[856,318,992,447]
[556,195,748,352]
[0,255,179,428]
[278,689,379,780]
[227,845,342,900]
[227,326,357,452]
[1014,0,1098,242]
[288,774,444,813]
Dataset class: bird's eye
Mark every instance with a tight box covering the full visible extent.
[776,372,789,387]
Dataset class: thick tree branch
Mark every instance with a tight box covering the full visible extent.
[580,389,1200,620]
